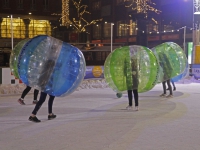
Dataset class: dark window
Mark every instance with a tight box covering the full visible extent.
[43,0,49,10]
[2,0,9,8]
[31,0,36,10]
[92,1,101,10]
[117,0,123,5]
[101,5,111,16]
[93,23,101,39]
[17,0,23,9]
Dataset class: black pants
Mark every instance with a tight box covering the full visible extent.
[171,80,175,88]
[162,79,172,95]
[32,92,55,115]
[21,86,39,100]
[128,89,138,107]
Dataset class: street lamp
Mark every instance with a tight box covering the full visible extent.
[10,15,13,50]
[105,22,114,52]
[111,23,114,52]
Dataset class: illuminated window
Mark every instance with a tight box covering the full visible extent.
[117,21,127,37]
[3,0,9,8]
[1,18,25,38]
[17,0,23,9]
[0,18,51,38]
[93,24,101,39]
[29,20,51,38]
[129,20,137,35]
[43,0,49,11]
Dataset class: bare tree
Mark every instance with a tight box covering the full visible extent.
[61,0,102,32]
[124,0,161,17]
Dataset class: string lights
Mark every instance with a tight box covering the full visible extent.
[124,0,161,15]
[70,0,102,32]
[61,0,71,27]
[136,26,194,34]
[52,0,102,32]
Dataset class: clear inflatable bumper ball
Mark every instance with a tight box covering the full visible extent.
[18,35,86,97]
[10,39,30,78]
[151,42,187,83]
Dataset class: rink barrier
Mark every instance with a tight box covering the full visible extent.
[0,66,104,85]
[191,64,200,79]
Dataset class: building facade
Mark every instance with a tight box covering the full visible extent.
[0,0,195,67]
[0,0,63,66]
[88,0,193,49]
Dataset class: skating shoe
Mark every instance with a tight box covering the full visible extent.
[126,106,133,110]
[29,116,41,123]
[18,98,25,105]
[32,100,38,104]
[135,106,139,111]
[48,113,56,120]
[166,94,173,98]
[173,87,176,91]
[160,94,166,97]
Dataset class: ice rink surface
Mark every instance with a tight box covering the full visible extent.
[0,82,200,150]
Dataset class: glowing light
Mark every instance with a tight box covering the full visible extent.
[61,0,71,26]
[194,0,200,14]
[54,0,102,32]
[124,0,161,15]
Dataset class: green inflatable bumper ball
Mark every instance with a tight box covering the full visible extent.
[104,45,159,93]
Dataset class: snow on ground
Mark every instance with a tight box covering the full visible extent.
[0,79,109,95]
[0,76,199,95]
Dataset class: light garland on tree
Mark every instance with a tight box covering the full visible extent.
[70,0,102,32]
[51,0,102,32]
[61,0,71,26]
[124,0,161,15]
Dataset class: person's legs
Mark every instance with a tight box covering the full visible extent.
[33,89,39,104]
[171,80,176,91]
[29,92,47,122]
[133,89,138,107]
[18,86,32,105]
[133,89,139,111]
[127,90,132,106]
[21,86,32,99]
[48,95,55,114]
[162,81,166,94]
[32,92,47,115]
[160,81,167,97]
[166,79,173,96]
[48,95,56,120]
[33,89,39,100]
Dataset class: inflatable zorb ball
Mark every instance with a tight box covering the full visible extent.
[18,35,86,97]
[151,42,187,82]
[9,39,29,78]
[171,62,189,82]
[104,45,159,93]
